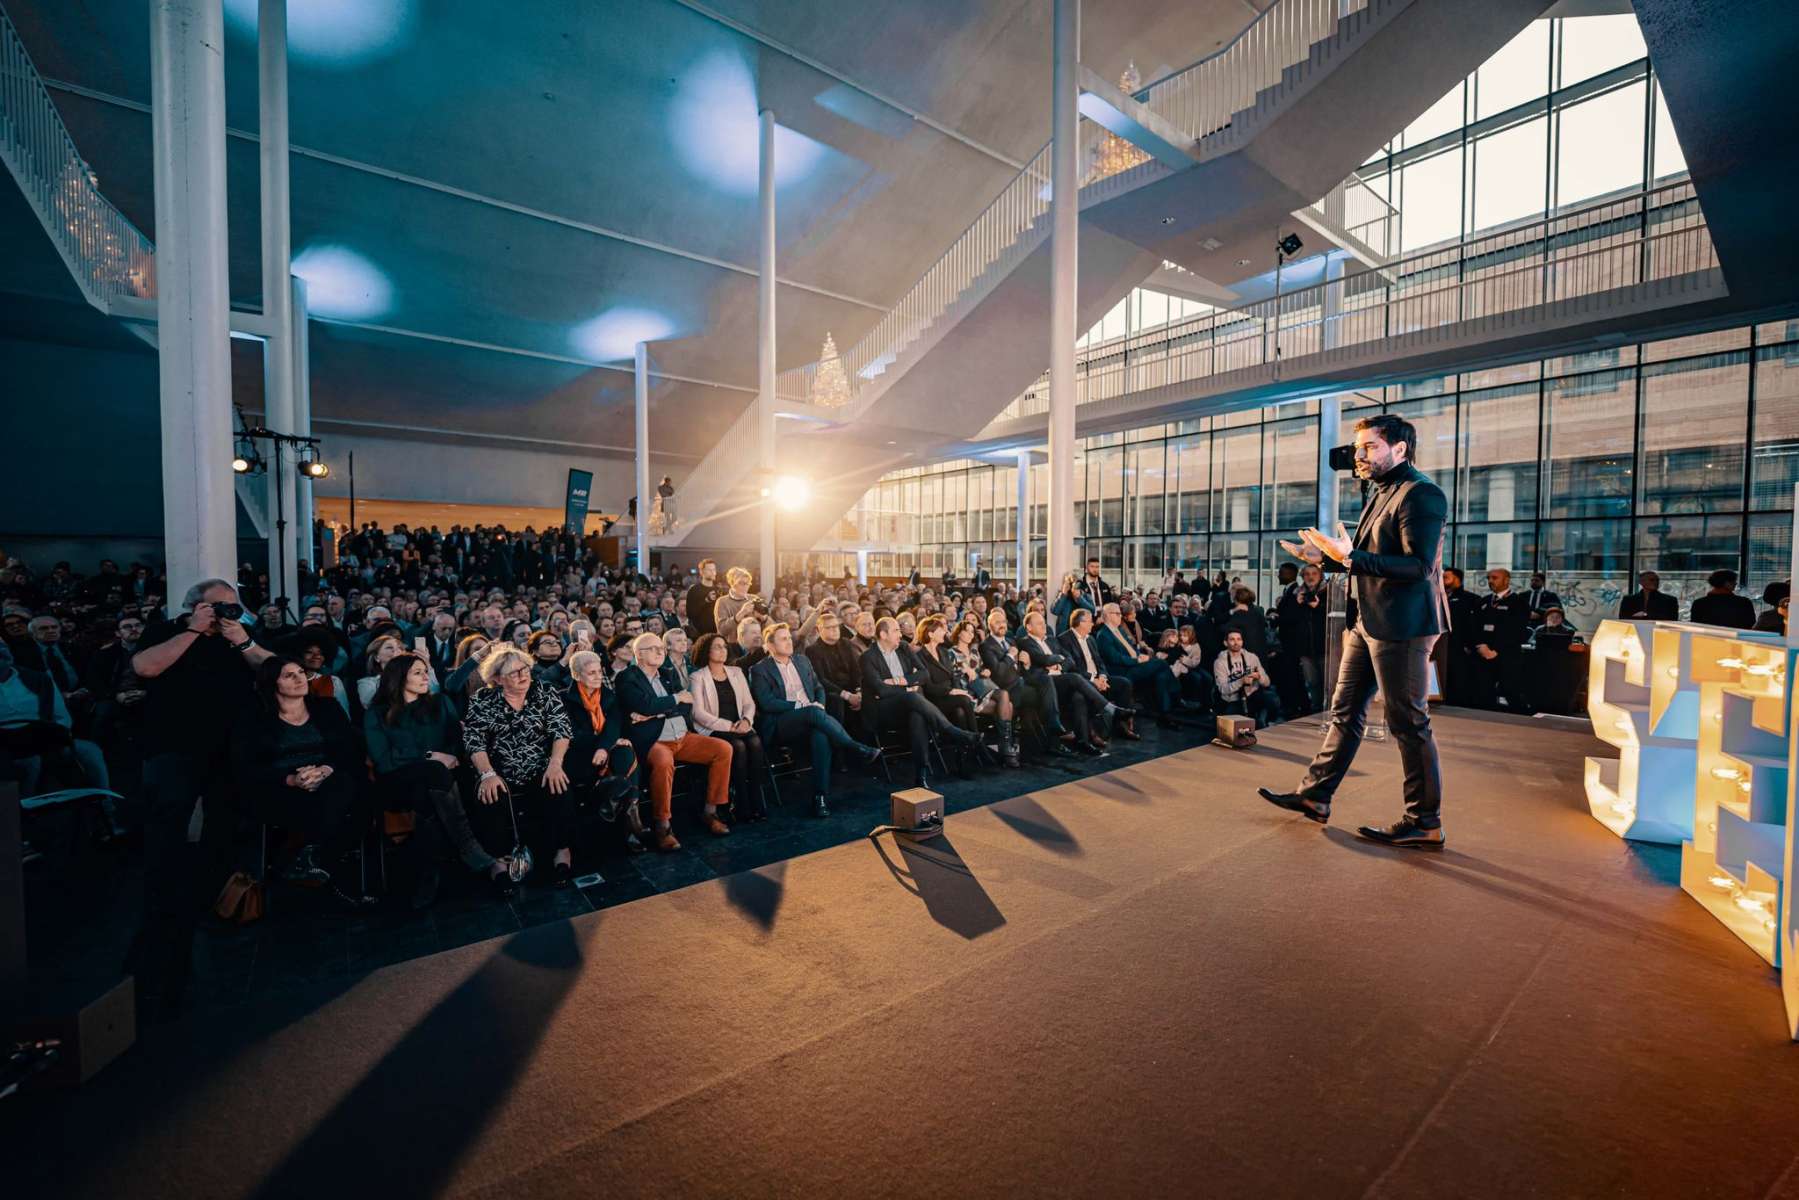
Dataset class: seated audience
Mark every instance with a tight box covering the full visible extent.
[363,652,514,904]
[1214,629,1276,727]
[1015,610,1123,755]
[356,633,405,709]
[561,650,647,851]
[911,615,993,770]
[981,608,1072,755]
[461,644,578,884]
[528,630,568,689]
[1094,603,1180,724]
[861,616,981,787]
[733,617,767,671]
[615,632,732,851]
[232,656,375,907]
[804,610,866,733]
[948,618,1018,765]
[689,633,769,821]
[749,623,880,818]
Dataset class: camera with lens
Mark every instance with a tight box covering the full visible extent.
[1328,444,1357,472]
[211,602,244,622]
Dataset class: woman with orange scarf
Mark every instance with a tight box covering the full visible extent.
[560,649,647,851]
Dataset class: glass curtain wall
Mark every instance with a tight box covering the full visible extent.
[811,17,1797,629]
[829,319,1799,630]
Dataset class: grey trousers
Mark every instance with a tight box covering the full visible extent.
[1299,626,1442,827]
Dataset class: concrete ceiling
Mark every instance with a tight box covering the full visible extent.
[0,0,1270,458]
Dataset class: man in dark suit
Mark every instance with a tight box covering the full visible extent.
[859,617,980,788]
[1689,569,1756,630]
[1058,608,1141,740]
[1259,413,1450,849]
[1015,610,1121,754]
[749,624,880,818]
[1523,572,1561,628]
[423,610,460,677]
[1078,557,1116,610]
[1094,603,1180,724]
[980,609,1074,756]
[803,610,866,735]
[1618,570,1678,621]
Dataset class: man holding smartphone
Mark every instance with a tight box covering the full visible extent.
[127,578,274,1018]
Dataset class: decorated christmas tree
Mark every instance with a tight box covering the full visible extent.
[811,331,852,408]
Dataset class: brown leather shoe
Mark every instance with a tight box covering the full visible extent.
[703,815,731,837]
[654,828,682,853]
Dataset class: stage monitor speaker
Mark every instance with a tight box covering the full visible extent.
[12,973,135,1086]
[1214,714,1257,748]
[891,788,943,839]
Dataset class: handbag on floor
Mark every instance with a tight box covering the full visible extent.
[213,871,265,925]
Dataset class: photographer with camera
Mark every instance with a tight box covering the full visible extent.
[126,579,273,1018]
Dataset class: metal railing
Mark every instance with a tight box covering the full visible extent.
[776,0,1378,409]
[0,4,155,310]
[994,179,1717,421]
[1138,0,1374,144]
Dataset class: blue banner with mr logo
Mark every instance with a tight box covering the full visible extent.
[564,469,593,533]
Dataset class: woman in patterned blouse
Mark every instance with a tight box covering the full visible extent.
[462,644,578,885]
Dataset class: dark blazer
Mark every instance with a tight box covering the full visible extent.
[1689,592,1757,631]
[1324,462,1449,641]
[559,679,629,746]
[804,636,862,700]
[231,697,362,793]
[747,654,826,742]
[613,662,693,759]
[1057,630,1106,680]
[912,645,964,705]
[1092,623,1144,674]
[978,634,1025,690]
[1618,590,1679,621]
[860,643,923,700]
[1014,632,1073,675]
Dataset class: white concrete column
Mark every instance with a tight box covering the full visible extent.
[1015,450,1031,587]
[258,0,297,612]
[1316,255,1346,531]
[291,274,312,579]
[634,341,651,574]
[150,0,235,613]
[1316,395,1340,531]
[757,108,777,593]
[856,548,869,587]
[1046,0,1080,590]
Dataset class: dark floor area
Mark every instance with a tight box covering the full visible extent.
[21,718,1212,1016]
[13,710,1799,1200]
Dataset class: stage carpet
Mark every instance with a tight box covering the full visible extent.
[24,711,1799,1198]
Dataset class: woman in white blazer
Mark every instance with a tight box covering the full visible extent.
[688,633,770,820]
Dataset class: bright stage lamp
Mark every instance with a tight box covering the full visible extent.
[232,455,252,473]
[771,475,811,510]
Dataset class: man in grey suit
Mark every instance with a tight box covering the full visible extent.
[1258,414,1450,848]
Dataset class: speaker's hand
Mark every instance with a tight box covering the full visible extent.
[1279,538,1323,565]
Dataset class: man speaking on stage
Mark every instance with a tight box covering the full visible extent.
[1257,413,1450,848]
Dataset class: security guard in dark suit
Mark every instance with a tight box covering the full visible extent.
[1442,567,1482,706]
[1473,567,1532,712]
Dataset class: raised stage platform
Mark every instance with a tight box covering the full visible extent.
[20,711,1799,1198]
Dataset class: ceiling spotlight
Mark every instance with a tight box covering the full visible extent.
[1236,258,1251,266]
[1161,216,1176,225]
[1277,232,1304,258]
